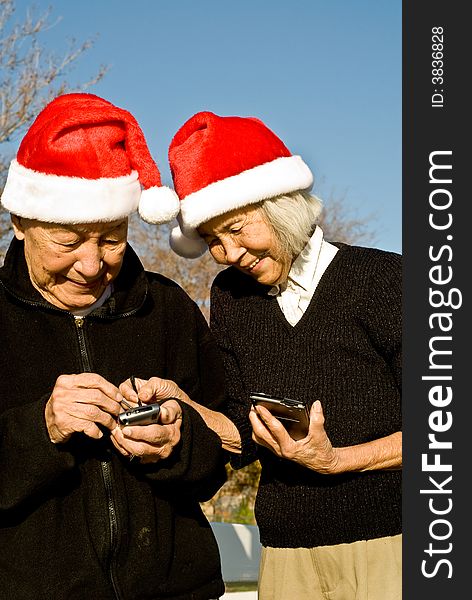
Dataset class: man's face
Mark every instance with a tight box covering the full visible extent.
[12,217,128,311]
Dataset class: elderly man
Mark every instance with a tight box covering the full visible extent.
[0,94,226,600]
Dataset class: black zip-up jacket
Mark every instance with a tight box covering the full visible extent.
[0,238,227,600]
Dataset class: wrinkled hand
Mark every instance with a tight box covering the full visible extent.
[249,400,340,474]
[119,376,189,406]
[110,377,183,464]
[45,373,123,444]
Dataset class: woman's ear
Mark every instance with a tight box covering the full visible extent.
[10,214,25,240]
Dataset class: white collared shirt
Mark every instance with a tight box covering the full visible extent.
[268,227,338,326]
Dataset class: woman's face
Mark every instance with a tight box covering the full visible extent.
[12,217,128,310]
[198,206,292,286]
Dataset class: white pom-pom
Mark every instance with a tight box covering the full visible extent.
[138,186,180,224]
[170,225,207,259]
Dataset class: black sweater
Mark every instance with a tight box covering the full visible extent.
[0,238,226,600]
[210,243,402,548]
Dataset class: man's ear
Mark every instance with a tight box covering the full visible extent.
[11,215,25,240]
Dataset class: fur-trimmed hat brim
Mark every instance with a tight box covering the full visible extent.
[179,155,313,236]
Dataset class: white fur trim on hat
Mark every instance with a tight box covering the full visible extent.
[179,155,313,235]
[138,186,180,224]
[169,225,207,259]
[1,159,141,223]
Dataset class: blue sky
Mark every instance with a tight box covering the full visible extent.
[14,0,401,252]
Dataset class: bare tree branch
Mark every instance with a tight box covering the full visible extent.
[318,190,378,247]
[0,0,107,145]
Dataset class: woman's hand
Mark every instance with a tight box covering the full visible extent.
[118,376,241,454]
[250,400,340,473]
[250,400,402,474]
[119,376,187,405]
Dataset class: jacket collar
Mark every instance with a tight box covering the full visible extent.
[0,237,149,317]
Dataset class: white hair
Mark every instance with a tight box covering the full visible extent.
[259,191,323,258]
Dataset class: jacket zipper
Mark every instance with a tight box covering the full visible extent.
[2,286,144,598]
[74,316,123,600]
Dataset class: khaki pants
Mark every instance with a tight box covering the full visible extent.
[258,535,402,600]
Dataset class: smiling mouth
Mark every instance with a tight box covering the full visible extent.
[245,253,268,271]
[68,279,101,289]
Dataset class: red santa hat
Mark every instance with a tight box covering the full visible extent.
[1,93,179,224]
[168,111,314,258]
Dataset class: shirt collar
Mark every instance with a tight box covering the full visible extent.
[268,226,324,296]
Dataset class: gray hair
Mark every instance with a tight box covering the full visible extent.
[259,190,323,258]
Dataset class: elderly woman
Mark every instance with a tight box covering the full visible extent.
[164,112,402,600]
[0,95,227,600]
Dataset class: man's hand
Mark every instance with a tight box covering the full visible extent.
[111,399,182,464]
[45,373,123,444]
[111,377,184,463]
